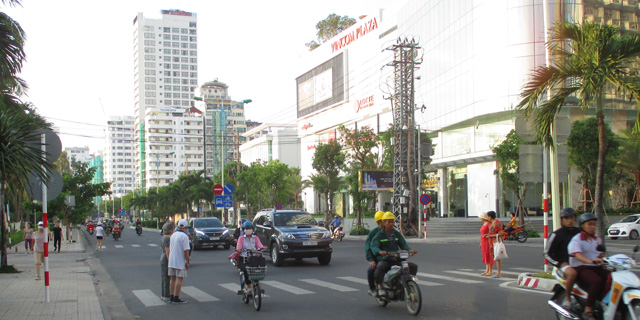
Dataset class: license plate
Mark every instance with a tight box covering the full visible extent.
[303,241,318,246]
[210,237,220,240]
[609,231,619,235]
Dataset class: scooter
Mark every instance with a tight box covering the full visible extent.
[330,225,345,242]
[502,225,527,243]
[87,224,94,235]
[113,227,121,241]
[374,251,422,315]
[136,225,142,236]
[237,249,267,311]
[548,245,640,320]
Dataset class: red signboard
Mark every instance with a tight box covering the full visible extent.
[213,184,224,195]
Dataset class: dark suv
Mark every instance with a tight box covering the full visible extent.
[253,209,332,266]
[188,217,232,250]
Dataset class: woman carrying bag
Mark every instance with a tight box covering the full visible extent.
[487,211,506,278]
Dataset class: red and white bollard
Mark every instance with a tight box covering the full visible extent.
[423,207,427,239]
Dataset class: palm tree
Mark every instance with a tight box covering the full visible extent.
[517,20,640,240]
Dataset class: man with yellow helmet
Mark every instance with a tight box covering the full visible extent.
[370,211,418,297]
[364,211,386,296]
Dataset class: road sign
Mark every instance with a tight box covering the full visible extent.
[215,195,233,208]
[420,194,431,205]
[215,195,223,207]
[213,184,223,195]
[224,184,234,195]
[26,169,63,202]
[275,203,283,210]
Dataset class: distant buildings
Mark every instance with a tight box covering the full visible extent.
[64,146,91,163]
[103,116,135,197]
[240,123,300,169]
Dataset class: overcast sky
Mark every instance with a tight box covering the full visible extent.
[4,0,393,152]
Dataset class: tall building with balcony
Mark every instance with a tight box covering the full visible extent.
[64,146,91,163]
[133,9,199,190]
[89,154,103,206]
[240,123,300,169]
[103,116,135,197]
[195,79,249,178]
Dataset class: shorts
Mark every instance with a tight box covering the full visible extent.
[34,251,44,264]
[168,267,187,278]
[97,236,103,240]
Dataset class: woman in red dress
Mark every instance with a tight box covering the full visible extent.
[479,211,494,276]
[487,211,503,278]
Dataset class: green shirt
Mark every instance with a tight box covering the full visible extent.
[365,227,381,262]
[370,228,410,262]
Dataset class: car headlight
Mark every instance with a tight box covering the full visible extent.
[222,229,229,235]
[322,231,331,239]
[195,230,205,236]
[280,232,295,240]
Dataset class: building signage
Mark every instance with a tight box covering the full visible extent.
[331,17,379,53]
[359,170,393,191]
[354,95,374,113]
[302,123,313,130]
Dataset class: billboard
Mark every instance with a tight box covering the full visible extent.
[296,53,345,118]
[359,170,393,191]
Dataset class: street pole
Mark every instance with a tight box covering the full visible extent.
[40,132,50,302]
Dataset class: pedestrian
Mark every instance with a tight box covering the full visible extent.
[168,219,190,304]
[33,221,45,280]
[96,223,104,251]
[486,211,503,278]
[23,223,34,254]
[52,222,63,253]
[479,212,494,276]
[160,220,175,302]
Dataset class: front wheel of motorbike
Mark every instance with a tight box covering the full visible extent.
[516,231,528,243]
[404,280,422,315]
[376,296,388,307]
[552,290,570,320]
[253,283,262,311]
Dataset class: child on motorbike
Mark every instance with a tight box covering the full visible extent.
[568,213,607,320]
[365,211,385,296]
[544,208,580,310]
[235,221,264,294]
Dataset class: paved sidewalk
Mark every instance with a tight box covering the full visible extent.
[0,227,104,320]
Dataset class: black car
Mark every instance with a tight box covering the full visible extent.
[188,217,232,250]
[253,209,332,266]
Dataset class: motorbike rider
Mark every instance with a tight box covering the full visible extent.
[330,215,342,233]
[370,211,418,297]
[365,211,385,296]
[567,213,608,320]
[503,212,517,235]
[235,221,264,294]
[135,218,142,234]
[543,208,580,310]
[233,218,247,246]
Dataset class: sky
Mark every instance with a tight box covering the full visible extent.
[3,0,392,153]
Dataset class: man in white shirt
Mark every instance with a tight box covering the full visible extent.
[168,219,190,304]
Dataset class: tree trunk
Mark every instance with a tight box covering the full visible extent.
[595,112,607,242]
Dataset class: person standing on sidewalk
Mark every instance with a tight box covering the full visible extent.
[160,221,174,301]
[96,223,104,251]
[23,223,34,254]
[33,221,45,280]
[168,219,190,303]
[52,222,63,253]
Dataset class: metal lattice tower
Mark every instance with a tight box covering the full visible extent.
[387,38,421,235]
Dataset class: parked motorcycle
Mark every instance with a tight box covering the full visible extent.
[502,224,527,243]
[374,250,421,315]
[330,225,345,242]
[548,245,640,320]
[136,225,142,236]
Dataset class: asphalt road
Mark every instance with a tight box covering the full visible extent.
[81,227,640,320]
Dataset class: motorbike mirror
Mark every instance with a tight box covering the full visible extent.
[596,244,607,252]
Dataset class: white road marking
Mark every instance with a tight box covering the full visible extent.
[219,283,242,292]
[148,244,158,247]
[445,270,513,281]
[132,289,165,307]
[115,245,123,248]
[261,280,314,294]
[337,276,369,285]
[417,272,483,284]
[132,244,140,247]
[300,279,358,292]
[180,286,219,302]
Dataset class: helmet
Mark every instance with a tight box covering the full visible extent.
[240,218,246,224]
[242,221,253,229]
[374,211,385,222]
[382,211,395,220]
[560,208,576,218]
[579,213,597,225]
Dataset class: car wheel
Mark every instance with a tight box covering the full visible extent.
[318,253,331,265]
[271,243,284,267]
[610,237,619,240]
[192,241,199,251]
[631,230,639,240]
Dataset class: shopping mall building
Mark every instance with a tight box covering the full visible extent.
[297,0,640,218]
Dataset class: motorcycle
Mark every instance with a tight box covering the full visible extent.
[87,224,94,235]
[374,250,422,315]
[548,245,640,320]
[113,227,121,241]
[330,225,345,242]
[237,249,267,311]
[104,225,112,236]
[136,225,142,236]
[502,224,527,243]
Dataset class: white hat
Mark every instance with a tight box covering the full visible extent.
[178,219,188,227]
[478,212,489,220]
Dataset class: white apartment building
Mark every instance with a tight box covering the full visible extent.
[133,9,200,190]
[240,123,300,169]
[64,146,91,163]
[103,116,135,197]
[196,79,249,178]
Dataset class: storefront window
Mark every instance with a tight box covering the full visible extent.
[422,172,439,217]
[447,166,467,217]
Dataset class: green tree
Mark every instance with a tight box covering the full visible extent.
[517,20,640,240]
[306,13,356,50]
[567,117,620,210]
[312,140,345,223]
[618,128,640,206]
[490,130,528,225]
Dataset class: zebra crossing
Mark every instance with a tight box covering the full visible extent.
[96,243,159,250]
[130,267,539,307]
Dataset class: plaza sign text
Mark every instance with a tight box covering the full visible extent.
[331,17,379,53]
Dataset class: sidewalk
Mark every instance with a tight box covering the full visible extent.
[0,227,104,320]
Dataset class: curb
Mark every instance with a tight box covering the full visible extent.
[517,272,555,291]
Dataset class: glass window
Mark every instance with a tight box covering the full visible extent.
[182,93,190,99]
[189,44,197,49]
[181,28,188,34]
[145,77,155,83]
[172,49,180,55]
[144,32,155,39]
[144,47,155,53]
[172,64,180,69]
[447,166,468,218]
[164,56,171,62]
[144,55,155,61]
[182,101,190,106]
[181,64,188,70]
[189,50,196,56]
[181,72,189,77]
[172,35,179,41]
[164,63,170,69]
[172,27,179,33]
[145,92,156,97]
[173,78,180,84]
[181,43,188,49]
[163,42,171,47]
[189,22,196,28]
[190,65,197,71]
[144,69,155,75]
[144,62,155,68]
[189,58,197,63]
[274,212,316,226]
[163,27,170,33]
[189,29,196,35]
[163,34,171,40]
[144,40,155,46]
[181,57,188,63]
[193,218,222,228]
[189,36,196,42]
[172,42,179,48]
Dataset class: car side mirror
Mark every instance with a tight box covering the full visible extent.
[264,221,272,227]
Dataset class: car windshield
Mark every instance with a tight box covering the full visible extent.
[194,219,223,228]
[274,212,317,226]
[620,216,640,223]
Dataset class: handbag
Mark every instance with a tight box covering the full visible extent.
[493,235,509,260]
